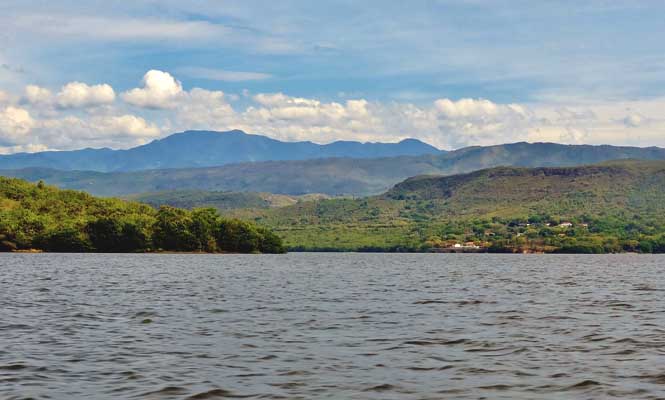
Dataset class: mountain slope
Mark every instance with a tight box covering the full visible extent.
[426,141,665,175]
[240,160,665,252]
[3,142,665,197]
[0,130,441,172]
[127,190,329,212]
[0,156,441,196]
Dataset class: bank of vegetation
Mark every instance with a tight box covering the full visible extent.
[0,177,285,253]
[237,160,665,253]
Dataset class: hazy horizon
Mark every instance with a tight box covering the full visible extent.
[6,128,665,156]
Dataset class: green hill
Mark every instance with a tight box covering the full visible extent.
[241,160,665,253]
[0,178,285,253]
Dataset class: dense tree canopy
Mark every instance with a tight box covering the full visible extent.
[0,177,285,253]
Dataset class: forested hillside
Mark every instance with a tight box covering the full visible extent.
[0,178,284,253]
[239,160,665,253]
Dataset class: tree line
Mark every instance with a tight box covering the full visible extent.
[0,178,285,253]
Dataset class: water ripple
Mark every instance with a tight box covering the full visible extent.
[1,253,665,399]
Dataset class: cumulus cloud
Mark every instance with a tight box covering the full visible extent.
[4,69,665,152]
[174,88,236,130]
[432,98,531,148]
[0,106,35,145]
[56,82,115,108]
[122,70,183,109]
[24,85,53,104]
[435,98,498,118]
[24,82,115,108]
[91,115,160,138]
[165,85,665,148]
[236,93,387,142]
[0,87,158,150]
[36,114,160,150]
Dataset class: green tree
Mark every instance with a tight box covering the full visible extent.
[38,227,92,252]
[152,206,197,251]
[190,208,220,252]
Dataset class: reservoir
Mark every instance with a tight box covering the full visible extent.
[2,253,664,399]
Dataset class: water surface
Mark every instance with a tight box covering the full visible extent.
[2,253,665,399]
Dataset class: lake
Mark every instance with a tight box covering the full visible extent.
[2,253,665,399]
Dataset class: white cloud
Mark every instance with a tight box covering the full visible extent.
[0,106,35,145]
[0,143,49,155]
[36,114,160,150]
[435,98,499,118]
[174,88,236,130]
[25,82,115,109]
[122,70,183,109]
[5,69,665,152]
[56,82,115,108]
[91,115,160,138]
[25,85,53,104]
[179,67,272,82]
[166,86,665,148]
[253,93,313,107]
[2,82,159,149]
[241,93,381,141]
[432,98,532,148]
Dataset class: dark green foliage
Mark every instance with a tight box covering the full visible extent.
[255,227,286,254]
[153,206,198,251]
[86,216,152,252]
[215,219,286,254]
[0,233,17,251]
[38,227,92,252]
[86,217,127,252]
[0,177,285,253]
[190,208,221,252]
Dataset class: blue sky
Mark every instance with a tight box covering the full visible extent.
[1,1,665,152]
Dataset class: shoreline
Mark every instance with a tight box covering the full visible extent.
[2,250,655,255]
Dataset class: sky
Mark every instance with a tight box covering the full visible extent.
[1,0,665,153]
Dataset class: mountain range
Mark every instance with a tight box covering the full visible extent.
[3,141,665,197]
[0,130,441,172]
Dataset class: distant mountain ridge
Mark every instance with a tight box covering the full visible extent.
[3,141,665,197]
[0,130,442,172]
